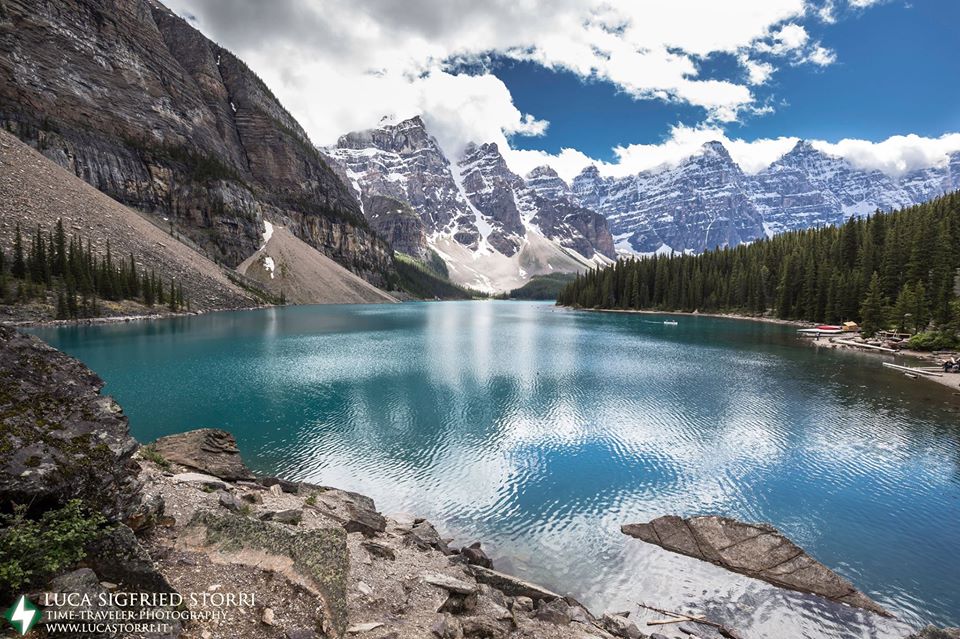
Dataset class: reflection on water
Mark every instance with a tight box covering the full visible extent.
[32,301,960,639]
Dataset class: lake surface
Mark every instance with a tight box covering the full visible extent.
[31,301,960,639]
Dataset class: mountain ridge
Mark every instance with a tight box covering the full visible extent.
[571,139,960,255]
[328,116,615,292]
[0,0,393,285]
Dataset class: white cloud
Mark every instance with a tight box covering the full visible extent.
[738,55,776,85]
[503,126,960,184]
[162,0,950,192]
[503,124,800,182]
[804,44,837,66]
[165,0,825,153]
[813,133,960,177]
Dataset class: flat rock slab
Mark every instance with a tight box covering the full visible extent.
[469,565,562,602]
[622,515,891,617]
[152,428,254,480]
[422,572,478,595]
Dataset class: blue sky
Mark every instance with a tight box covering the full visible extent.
[496,0,960,162]
[170,0,960,180]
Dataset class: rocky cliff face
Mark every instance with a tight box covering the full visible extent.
[572,140,960,254]
[458,142,527,256]
[329,117,615,291]
[365,195,429,260]
[0,326,142,521]
[333,116,477,244]
[574,142,767,254]
[0,0,392,283]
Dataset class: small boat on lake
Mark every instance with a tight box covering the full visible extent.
[663,320,678,326]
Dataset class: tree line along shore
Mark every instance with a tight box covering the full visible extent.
[557,192,960,352]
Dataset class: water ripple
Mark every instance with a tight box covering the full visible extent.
[30,302,960,638]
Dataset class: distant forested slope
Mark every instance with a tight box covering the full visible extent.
[558,192,960,344]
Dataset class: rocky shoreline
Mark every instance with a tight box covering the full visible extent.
[2,324,958,639]
[0,325,642,638]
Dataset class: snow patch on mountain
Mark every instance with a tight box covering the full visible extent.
[573,139,960,255]
[327,116,615,292]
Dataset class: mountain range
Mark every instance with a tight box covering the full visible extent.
[328,117,615,292]
[573,139,960,255]
[1,0,958,301]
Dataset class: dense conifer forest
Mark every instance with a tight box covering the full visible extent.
[557,192,960,348]
[0,219,187,318]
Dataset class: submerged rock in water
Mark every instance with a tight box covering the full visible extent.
[622,515,891,617]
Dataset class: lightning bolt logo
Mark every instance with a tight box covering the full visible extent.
[4,595,39,635]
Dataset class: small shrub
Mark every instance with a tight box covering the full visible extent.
[907,331,960,351]
[0,500,107,595]
[304,495,316,506]
[139,445,171,470]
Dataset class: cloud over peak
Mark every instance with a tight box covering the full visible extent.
[166,0,834,151]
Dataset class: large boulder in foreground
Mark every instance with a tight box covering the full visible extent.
[622,515,891,617]
[0,326,141,520]
[150,428,254,480]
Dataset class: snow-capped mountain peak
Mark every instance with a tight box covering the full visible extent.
[572,139,960,255]
[525,165,574,203]
[326,116,615,292]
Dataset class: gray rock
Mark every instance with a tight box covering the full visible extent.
[241,491,264,504]
[84,524,176,594]
[431,613,463,639]
[45,569,116,638]
[622,515,891,617]
[404,519,450,553]
[346,621,384,633]
[602,612,644,639]
[187,510,349,637]
[151,429,254,481]
[259,509,303,525]
[259,476,300,494]
[343,503,386,537]
[511,596,534,613]
[906,629,960,639]
[460,617,507,638]
[172,472,229,491]
[285,630,319,639]
[126,492,166,532]
[218,491,244,512]
[534,599,571,625]
[361,540,397,561]
[0,327,142,521]
[460,542,493,569]
[469,565,562,602]
[422,572,479,596]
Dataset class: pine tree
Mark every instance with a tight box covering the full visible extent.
[859,273,886,337]
[12,223,26,279]
[54,218,67,277]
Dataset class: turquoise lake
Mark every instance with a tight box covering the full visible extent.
[31,301,960,639]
